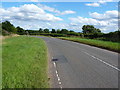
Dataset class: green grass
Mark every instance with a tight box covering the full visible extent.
[2,36,49,88]
[58,37,120,53]
[0,39,2,89]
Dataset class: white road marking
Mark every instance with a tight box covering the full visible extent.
[52,57,63,89]
[59,82,62,85]
[55,70,58,74]
[57,76,60,81]
[64,43,119,71]
[53,62,56,68]
[83,51,120,71]
[67,45,120,71]
[56,73,59,78]
[60,86,62,89]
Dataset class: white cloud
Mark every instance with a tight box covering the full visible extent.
[69,10,118,32]
[30,0,38,2]
[85,0,113,7]
[37,4,60,13]
[69,16,109,26]
[37,4,76,15]
[85,3,100,7]
[99,0,113,4]
[1,4,62,22]
[89,10,118,20]
[60,10,76,15]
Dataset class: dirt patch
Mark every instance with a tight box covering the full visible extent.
[1,34,20,44]
[2,34,20,40]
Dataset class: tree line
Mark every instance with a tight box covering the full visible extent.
[1,21,120,42]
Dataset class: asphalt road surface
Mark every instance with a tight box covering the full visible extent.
[34,36,119,88]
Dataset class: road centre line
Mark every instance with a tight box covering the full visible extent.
[60,41,120,72]
[52,57,63,89]
[83,51,120,71]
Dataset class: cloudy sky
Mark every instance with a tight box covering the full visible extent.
[1,1,119,33]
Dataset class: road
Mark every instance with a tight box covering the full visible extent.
[34,36,119,88]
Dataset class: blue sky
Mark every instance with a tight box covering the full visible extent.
[1,1,119,33]
[1,0,119,2]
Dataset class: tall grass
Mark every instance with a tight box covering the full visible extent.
[59,37,120,53]
[2,36,49,88]
[0,38,2,89]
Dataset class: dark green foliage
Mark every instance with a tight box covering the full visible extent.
[82,25,101,34]
[51,29,56,33]
[67,32,80,36]
[50,33,66,37]
[26,30,40,35]
[82,25,103,39]
[69,30,75,33]
[44,28,49,33]
[2,21,17,34]
[99,31,120,42]
[56,29,61,33]
[0,23,2,35]
[60,29,69,34]
[39,28,43,33]
[16,26,26,35]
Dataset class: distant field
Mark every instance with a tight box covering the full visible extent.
[58,37,120,53]
[2,36,49,88]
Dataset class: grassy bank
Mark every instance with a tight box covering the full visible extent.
[2,36,49,88]
[0,37,2,89]
[58,37,120,53]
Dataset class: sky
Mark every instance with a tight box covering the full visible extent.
[1,0,119,33]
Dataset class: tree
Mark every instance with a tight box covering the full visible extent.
[39,28,43,33]
[44,28,49,33]
[60,29,68,34]
[16,26,25,35]
[56,29,61,33]
[82,25,101,34]
[2,21,17,33]
[51,29,56,33]
[69,30,75,33]
[0,23,2,35]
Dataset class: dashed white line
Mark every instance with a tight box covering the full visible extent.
[83,51,120,71]
[59,82,62,85]
[63,41,119,71]
[52,57,63,89]
[55,70,58,74]
[60,86,62,89]
[56,73,59,77]
[57,76,60,81]
[53,62,56,68]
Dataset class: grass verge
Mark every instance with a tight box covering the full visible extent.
[2,36,49,88]
[58,37,120,53]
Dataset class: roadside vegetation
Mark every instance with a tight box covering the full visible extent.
[2,36,49,88]
[58,37,119,53]
[1,20,120,53]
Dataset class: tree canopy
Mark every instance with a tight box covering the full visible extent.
[51,29,56,33]
[82,25,101,34]
[44,28,49,33]
[16,26,25,35]
[2,21,17,33]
